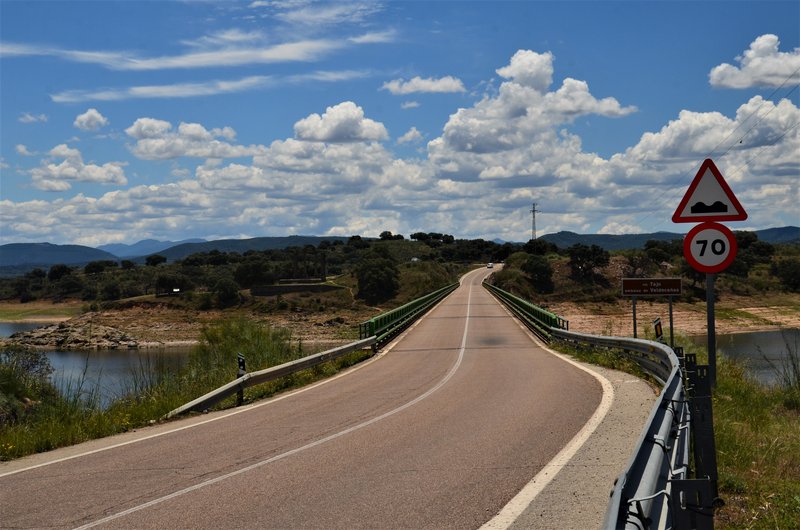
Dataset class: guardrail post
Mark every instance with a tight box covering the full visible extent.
[687,363,721,510]
[237,353,246,406]
[669,478,715,529]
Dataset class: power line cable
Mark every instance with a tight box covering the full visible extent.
[632,66,800,233]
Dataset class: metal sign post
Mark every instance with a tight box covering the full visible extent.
[674,158,747,389]
[706,274,717,387]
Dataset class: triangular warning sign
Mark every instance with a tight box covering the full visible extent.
[672,159,747,223]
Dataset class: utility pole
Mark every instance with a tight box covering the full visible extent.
[530,202,539,240]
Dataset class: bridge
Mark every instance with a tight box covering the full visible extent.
[0,266,706,528]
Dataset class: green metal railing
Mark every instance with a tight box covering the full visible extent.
[359,282,459,348]
[482,281,568,342]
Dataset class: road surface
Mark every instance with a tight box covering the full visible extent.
[1,266,606,529]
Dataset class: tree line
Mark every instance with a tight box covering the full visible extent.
[2,231,798,309]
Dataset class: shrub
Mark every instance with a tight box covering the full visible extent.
[356,257,400,304]
[0,347,56,426]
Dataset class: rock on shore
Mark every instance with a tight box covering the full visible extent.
[1,313,139,350]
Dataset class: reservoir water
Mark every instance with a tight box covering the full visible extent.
[2,321,190,408]
[689,328,799,386]
[4,322,797,402]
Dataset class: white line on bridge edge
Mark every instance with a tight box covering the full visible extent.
[479,301,616,530]
[71,273,477,529]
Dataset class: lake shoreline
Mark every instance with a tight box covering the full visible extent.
[2,293,798,350]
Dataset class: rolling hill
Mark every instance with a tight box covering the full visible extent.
[0,243,118,269]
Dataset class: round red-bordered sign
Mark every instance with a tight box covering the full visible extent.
[683,222,738,273]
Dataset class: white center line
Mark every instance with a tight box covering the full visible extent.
[74,276,476,529]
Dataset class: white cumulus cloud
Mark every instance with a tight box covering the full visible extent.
[15,144,34,156]
[709,34,800,89]
[496,50,554,92]
[30,144,127,191]
[125,118,264,159]
[74,108,109,131]
[397,127,423,144]
[293,101,388,143]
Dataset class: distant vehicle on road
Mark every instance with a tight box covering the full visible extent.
[487,262,494,268]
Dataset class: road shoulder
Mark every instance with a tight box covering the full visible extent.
[507,361,657,529]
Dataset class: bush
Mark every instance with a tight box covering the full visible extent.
[522,254,555,293]
[0,347,56,426]
[772,258,800,292]
[213,278,241,308]
[567,244,610,282]
[356,257,400,304]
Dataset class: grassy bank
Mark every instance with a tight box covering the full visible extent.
[555,332,800,528]
[713,347,800,528]
[0,300,82,321]
[0,318,371,461]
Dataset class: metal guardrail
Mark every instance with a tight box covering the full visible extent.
[164,337,376,419]
[485,284,719,529]
[482,281,569,341]
[168,282,459,419]
[359,282,459,348]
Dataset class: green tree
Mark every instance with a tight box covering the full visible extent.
[567,244,610,282]
[145,254,167,267]
[644,239,682,263]
[772,258,800,292]
[213,278,241,308]
[47,264,72,282]
[155,273,193,295]
[84,260,117,275]
[521,255,554,293]
[356,257,399,304]
[100,281,121,301]
[235,260,275,288]
[523,239,557,256]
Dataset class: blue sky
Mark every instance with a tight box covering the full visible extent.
[1,0,798,247]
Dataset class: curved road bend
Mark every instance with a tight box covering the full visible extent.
[0,266,603,529]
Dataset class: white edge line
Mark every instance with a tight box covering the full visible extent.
[1,268,484,480]
[0,351,385,479]
[72,275,477,529]
[479,300,616,530]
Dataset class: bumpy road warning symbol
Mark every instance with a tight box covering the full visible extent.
[672,159,747,223]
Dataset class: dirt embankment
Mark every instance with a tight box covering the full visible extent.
[548,296,800,337]
[0,302,375,350]
[1,290,798,350]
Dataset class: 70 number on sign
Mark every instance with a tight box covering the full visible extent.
[683,222,738,273]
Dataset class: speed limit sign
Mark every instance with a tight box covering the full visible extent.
[684,222,738,273]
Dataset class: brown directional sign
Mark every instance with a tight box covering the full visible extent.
[621,278,682,296]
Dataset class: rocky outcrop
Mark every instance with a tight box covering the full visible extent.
[1,313,139,350]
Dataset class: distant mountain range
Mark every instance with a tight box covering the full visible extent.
[0,236,348,275]
[150,235,348,262]
[0,227,797,276]
[0,243,118,269]
[97,238,207,258]
[539,226,799,251]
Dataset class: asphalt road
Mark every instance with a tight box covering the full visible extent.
[1,267,604,529]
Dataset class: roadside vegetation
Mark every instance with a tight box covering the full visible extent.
[0,319,370,461]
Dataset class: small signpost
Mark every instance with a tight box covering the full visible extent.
[653,318,664,342]
[237,353,246,406]
[673,159,747,387]
[622,278,681,346]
